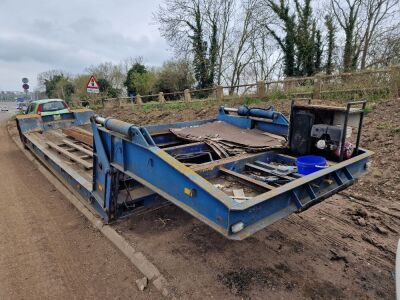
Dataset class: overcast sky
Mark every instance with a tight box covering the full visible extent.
[0,0,170,91]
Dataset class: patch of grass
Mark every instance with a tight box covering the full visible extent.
[321,88,391,102]
[134,96,294,113]
[139,99,216,112]
[364,102,378,114]
[364,106,374,114]
[123,89,391,115]
[391,127,400,134]
[88,104,104,110]
[321,92,358,101]
[238,97,264,106]
[267,89,287,100]
[139,97,271,112]
[376,123,400,135]
[376,123,394,130]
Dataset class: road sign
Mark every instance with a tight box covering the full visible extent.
[86,75,100,94]
[22,83,29,90]
[22,77,29,84]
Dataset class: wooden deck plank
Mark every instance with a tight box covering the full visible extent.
[62,139,93,157]
[47,141,92,170]
[62,127,93,146]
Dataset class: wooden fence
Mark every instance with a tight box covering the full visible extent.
[77,65,400,108]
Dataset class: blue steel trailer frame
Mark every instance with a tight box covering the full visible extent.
[16,106,373,240]
[90,107,372,239]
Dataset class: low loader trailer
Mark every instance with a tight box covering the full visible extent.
[16,101,372,240]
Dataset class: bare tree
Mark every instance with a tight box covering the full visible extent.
[155,0,199,58]
[85,62,127,94]
[248,28,283,82]
[358,0,398,69]
[331,0,363,71]
[332,0,398,70]
[366,23,400,67]
[155,0,283,88]
[155,0,219,88]
[206,0,235,85]
[121,57,144,74]
[226,0,259,90]
[37,70,64,91]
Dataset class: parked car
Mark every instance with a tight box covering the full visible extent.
[25,99,70,116]
[1,105,9,112]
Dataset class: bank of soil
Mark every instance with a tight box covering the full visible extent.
[98,98,399,299]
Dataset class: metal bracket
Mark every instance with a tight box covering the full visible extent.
[91,118,113,219]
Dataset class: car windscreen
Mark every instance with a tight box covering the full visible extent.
[40,101,67,112]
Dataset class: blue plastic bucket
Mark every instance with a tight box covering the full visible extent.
[296,155,327,175]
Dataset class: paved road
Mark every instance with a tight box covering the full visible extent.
[0,107,159,299]
[0,102,17,121]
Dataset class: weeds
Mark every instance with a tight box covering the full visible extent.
[364,106,374,114]
[136,97,288,112]
[391,128,400,134]
[377,123,390,130]
[376,123,400,134]
[268,89,287,100]
[237,97,264,106]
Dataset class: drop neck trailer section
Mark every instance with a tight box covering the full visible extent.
[16,102,372,240]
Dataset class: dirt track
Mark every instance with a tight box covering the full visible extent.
[100,98,399,299]
[0,113,160,299]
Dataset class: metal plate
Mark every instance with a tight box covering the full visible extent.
[170,121,283,155]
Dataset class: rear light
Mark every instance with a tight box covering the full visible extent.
[64,101,69,109]
[37,104,42,115]
[231,221,244,233]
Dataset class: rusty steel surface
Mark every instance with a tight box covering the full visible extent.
[190,153,257,172]
[170,121,283,155]
[16,114,40,119]
[219,167,276,190]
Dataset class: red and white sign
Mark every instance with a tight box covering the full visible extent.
[86,75,100,94]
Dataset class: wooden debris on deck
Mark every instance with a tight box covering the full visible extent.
[62,127,93,147]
